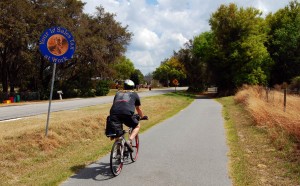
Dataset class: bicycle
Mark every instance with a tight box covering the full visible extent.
[107,115,148,176]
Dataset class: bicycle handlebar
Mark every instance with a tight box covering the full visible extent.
[140,115,149,120]
[134,114,149,121]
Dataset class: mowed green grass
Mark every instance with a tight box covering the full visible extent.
[0,92,193,186]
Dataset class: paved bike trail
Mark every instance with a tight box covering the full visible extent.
[61,98,232,186]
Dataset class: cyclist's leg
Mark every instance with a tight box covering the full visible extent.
[122,115,139,141]
[129,123,140,141]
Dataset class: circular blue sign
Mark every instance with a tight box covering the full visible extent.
[39,26,76,63]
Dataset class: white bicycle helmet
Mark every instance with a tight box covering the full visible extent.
[124,79,135,90]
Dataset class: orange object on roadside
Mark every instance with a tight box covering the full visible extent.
[4,100,11,104]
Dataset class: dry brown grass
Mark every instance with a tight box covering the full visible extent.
[218,96,300,186]
[0,104,109,185]
[233,85,300,185]
[235,85,300,143]
[0,93,192,185]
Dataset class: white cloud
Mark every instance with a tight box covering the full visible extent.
[82,0,291,75]
[132,28,160,50]
[127,50,154,67]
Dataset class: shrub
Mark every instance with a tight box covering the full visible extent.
[60,81,81,98]
[80,89,96,97]
[95,80,110,96]
[290,76,300,92]
[19,92,40,101]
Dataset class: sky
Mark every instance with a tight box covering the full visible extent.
[81,0,292,75]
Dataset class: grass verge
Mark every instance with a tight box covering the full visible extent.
[0,92,193,186]
[217,96,300,186]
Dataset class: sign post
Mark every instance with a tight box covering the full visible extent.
[45,63,56,136]
[39,26,76,136]
[172,79,179,92]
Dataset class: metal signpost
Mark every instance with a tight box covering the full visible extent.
[173,79,179,92]
[39,26,76,136]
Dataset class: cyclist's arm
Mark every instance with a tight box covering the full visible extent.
[135,106,144,118]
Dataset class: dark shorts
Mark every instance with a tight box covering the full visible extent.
[110,114,139,129]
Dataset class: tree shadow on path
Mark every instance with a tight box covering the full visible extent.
[194,93,217,99]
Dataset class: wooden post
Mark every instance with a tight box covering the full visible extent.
[283,88,287,112]
[266,87,269,102]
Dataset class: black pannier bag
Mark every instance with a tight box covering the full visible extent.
[105,116,123,137]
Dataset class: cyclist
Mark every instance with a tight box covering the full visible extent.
[109,79,145,148]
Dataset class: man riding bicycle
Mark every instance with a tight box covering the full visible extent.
[109,79,146,148]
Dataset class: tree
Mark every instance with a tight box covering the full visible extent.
[113,56,135,80]
[0,0,34,93]
[167,56,187,85]
[57,6,132,97]
[0,0,132,99]
[153,60,170,86]
[28,0,85,97]
[266,0,300,85]
[190,32,219,89]
[153,57,186,87]
[175,40,207,92]
[209,3,272,93]
[130,69,144,86]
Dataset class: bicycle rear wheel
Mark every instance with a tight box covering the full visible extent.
[130,134,139,162]
[110,142,123,176]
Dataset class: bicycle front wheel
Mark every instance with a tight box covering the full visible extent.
[130,134,139,162]
[110,142,123,176]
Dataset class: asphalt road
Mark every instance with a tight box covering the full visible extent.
[61,98,232,186]
[0,87,185,121]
